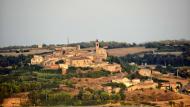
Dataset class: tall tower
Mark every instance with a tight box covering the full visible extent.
[67,37,70,46]
[95,39,99,51]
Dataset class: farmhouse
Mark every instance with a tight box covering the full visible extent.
[160,82,181,92]
[69,56,92,67]
[102,63,122,73]
[138,68,152,77]
[31,55,44,65]
[127,81,158,91]
[112,78,133,87]
[131,79,141,85]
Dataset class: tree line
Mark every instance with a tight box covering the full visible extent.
[28,87,125,106]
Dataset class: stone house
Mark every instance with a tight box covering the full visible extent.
[132,79,141,85]
[31,55,44,65]
[160,82,181,92]
[138,68,152,76]
[69,56,92,67]
[103,86,121,94]
[103,63,122,73]
[112,78,133,87]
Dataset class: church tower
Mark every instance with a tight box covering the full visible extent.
[95,39,99,51]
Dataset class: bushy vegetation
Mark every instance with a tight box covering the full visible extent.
[78,70,111,78]
[0,66,62,102]
[0,68,12,74]
[0,58,111,104]
[103,82,126,90]
[0,54,32,67]
[123,54,190,67]
[126,72,168,83]
[65,67,111,78]
[155,65,176,74]
[107,52,190,71]
[28,90,73,106]
[28,88,125,106]
[107,56,139,73]
[144,42,190,52]
[68,41,131,49]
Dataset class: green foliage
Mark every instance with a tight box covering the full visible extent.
[0,82,20,100]
[68,41,130,49]
[65,68,111,78]
[75,89,110,106]
[28,65,43,71]
[78,70,110,78]
[39,69,62,74]
[126,72,168,83]
[67,66,77,73]
[155,65,168,74]
[111,93,121,101]
[0,67,12,74]
[67,66,93,74]
[28,88,113,106]
[55,60,65,64]
[108,52,190,68]
[119,91,126,100]
[63,80,74,88]
[0,68,62,101]
[107,56,139,73]
[0,54,32,67]
[124,65,139,73]
[103,82,126,90]
[107,56,120,64]
[144,42,163,48]
[108,53,190,79]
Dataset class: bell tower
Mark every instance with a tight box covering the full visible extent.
[95,39,99,51]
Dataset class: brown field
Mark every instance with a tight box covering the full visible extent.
[125,89,190,107]
[107,47,156,56]
[2,92,29,107]
[152,72,190,86]
[125,89,182,102]
[70,72,127,91]
[152,93,190,107]
[0,48,52,56]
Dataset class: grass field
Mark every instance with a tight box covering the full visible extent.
[107,47,156,56]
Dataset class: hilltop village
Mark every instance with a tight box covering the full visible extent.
[30,40,163,93]
[1,40,190,107]
[31,40,122,74]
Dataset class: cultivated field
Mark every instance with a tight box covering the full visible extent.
[152,93,190,107]
[152,72,190,86]
[125,89,190,107]
[125,89,182,102]
[107,47,156,56]
[2,92,29,107]
[0,48,52,56]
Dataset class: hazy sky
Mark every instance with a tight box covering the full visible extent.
[0,0,190,46]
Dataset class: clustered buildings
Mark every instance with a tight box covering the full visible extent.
[31,40,183,93]
[31,40,122,74]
